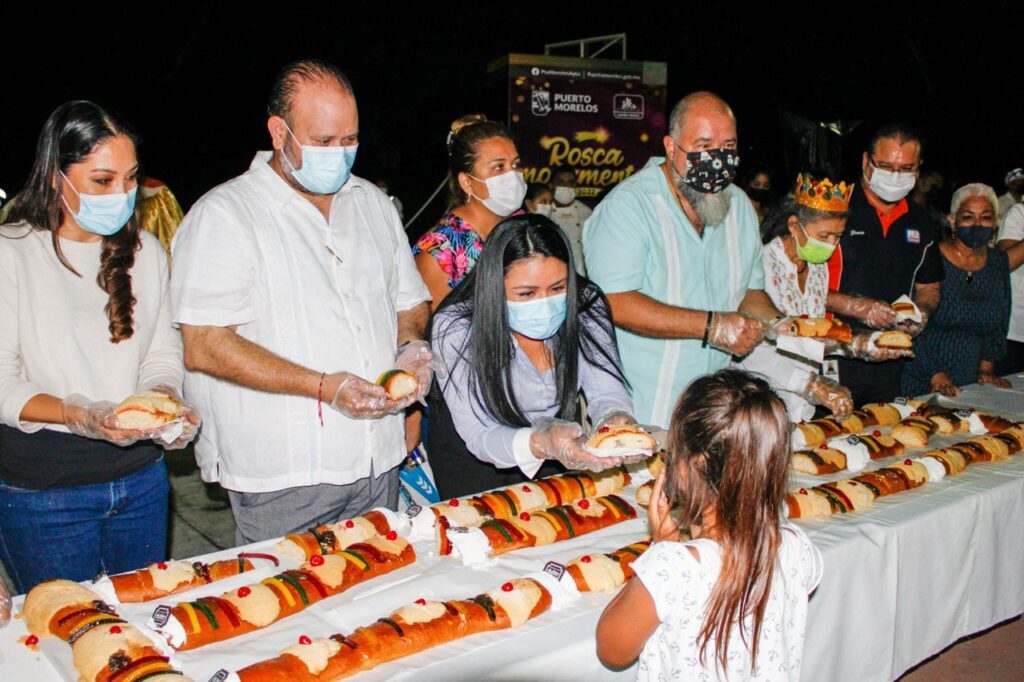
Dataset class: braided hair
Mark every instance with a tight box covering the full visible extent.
[3,101,141,342]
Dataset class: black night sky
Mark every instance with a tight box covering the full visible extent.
[1,1,1017,237]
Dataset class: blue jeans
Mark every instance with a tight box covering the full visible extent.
[0,458,169,595]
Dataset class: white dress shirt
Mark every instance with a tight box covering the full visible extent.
[170,152,430,492]
[0,226,181,432]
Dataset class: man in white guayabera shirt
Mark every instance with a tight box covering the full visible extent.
[170,59,431,544]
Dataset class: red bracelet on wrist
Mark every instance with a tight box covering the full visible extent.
[317,372,326,427]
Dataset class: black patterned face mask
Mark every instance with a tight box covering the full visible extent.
[680,147,740,194]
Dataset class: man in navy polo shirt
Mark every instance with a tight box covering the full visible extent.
[826,124,943,404]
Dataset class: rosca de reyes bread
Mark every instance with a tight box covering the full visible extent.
[275,509,397,562]
[376,370,418,400]
[23,580,192,682]
[585,424,656,450]
[566,540,652,592]
[437,495,636,559]
[114,391,184,430]
[431,468,631,528]
[154,534,415,651]
[790,447,848,475]
[792,416,845,448]
[785,316,853,343]
[874,330,913,349]
[889,415,937,449]
[109,553,275,603]
[235,578,552,681]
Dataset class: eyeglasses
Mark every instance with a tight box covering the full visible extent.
[869,157,920,174]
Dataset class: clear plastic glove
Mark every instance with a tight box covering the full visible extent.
[327,372,409,419]
[146,385,201,450]
[394,340,435,403]
[706,312,768,357]
[898,310,929,338]
[61,394,155,447]
[837,332,915,361]
[801,374,853,419]
[530,417,624,473]
[831,294,897,330]
[590,409,636,433]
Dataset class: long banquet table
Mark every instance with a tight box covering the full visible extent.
[2,379,1024,681]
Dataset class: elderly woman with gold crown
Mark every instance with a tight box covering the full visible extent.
[738,174,905,421]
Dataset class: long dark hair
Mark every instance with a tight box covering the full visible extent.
[433,214,627,426]
[3,100,142,342]
[445,114,515,208]
[664,369,791,673]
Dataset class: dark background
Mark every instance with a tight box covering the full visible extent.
[1,1,1017,238]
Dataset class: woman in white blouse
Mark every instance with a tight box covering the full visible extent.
[0,101,198,593]
[738,174,855,421]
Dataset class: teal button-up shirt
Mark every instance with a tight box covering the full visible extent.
[583,157,765,427]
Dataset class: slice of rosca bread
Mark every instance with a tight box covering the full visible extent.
[114,391,184,430]
[785,316,853,343]
[586,425,656,450]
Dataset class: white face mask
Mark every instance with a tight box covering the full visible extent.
[468,170,527,217]
[533,202,553,217]
[867,165,917,203]
[553,186,576,205]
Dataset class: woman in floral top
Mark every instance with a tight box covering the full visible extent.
[414,114,524,309]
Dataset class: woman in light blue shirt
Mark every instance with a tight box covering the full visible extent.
[429,214,639,499]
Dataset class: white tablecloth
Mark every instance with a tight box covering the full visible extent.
[2,379,1024,681]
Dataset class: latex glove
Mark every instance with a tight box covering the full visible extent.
[838,332,915,361]
[647,470,682,543]
[590,409,636,433]
[394,340,435,403]
[801,374,853,419]
[898,310,929,338]
[146,385,201,450]
[327,372,406,419]
[61,394,154,447]
[930,372,961,397]
[706,312,767,357]
[530,417,626,473]
[832,294,897,330]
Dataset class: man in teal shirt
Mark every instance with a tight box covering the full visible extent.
[584,91,778,427]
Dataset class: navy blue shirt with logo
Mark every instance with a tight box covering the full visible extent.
[830,186,944,404]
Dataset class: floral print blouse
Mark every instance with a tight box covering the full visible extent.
[412,212,484,289]
[763,236,829,317]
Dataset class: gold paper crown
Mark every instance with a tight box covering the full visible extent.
[794,173,855,212]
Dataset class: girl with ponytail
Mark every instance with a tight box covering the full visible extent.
[597,369,823,680]
[0,101,199,593]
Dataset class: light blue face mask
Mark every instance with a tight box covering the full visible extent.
[506,293,568,340]
[60,172,137,236]
[281,121,358,195]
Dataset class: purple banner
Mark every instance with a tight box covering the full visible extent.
[491,54,667,207]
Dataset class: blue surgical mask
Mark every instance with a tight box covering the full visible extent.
[281,121,358,195]
[60,172,137,236]
[506,293,568,340]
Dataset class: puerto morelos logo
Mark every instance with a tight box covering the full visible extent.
[532,90,552,116]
